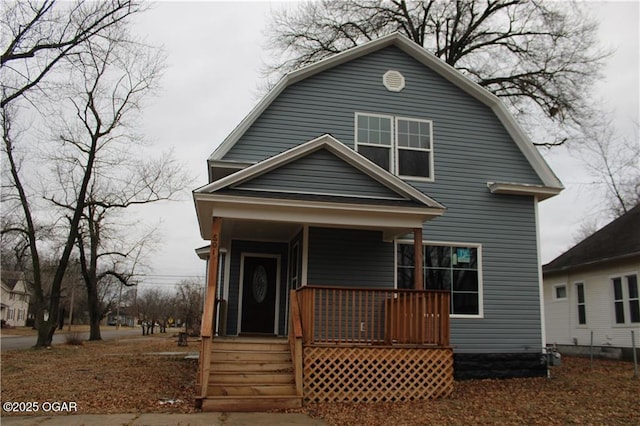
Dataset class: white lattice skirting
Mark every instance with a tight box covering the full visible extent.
[303,346,454,402]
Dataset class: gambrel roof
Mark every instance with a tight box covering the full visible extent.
[543,204,640,274]
[209,32,563,193]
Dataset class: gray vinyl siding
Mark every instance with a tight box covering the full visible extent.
[223,46,542,187]
[223,46,545,353]
[421,192,541,353]
[226,240,289,336]
[307,228,394,288]
[234,148,405,200]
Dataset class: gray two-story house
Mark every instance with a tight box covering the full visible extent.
[193,33,563,411]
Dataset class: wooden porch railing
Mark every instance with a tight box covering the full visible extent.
[296,285,450,347]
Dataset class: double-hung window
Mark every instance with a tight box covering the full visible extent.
[356,113,433,180]
[612,274,639,325]
[397,242,481,316]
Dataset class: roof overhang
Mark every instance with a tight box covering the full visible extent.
[487,182,563,201]
[543,251,640,276]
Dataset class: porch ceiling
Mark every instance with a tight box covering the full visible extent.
[193,193,442,242]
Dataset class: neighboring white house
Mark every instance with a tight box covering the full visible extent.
[543,204,640,361]
[1,271,31,327]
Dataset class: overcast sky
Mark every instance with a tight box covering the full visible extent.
[130,1,639,289]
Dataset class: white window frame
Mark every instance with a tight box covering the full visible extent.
[394,239,483,319]
[395,116,433,181]
[552,283,567,301]
[611,272,640,326]
[354,112,434,182]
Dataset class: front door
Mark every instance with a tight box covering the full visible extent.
[240,255,278,334]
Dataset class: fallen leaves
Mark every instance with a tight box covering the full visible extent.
[2,336,638,424]
[300,356,639,425]
[1,334,198,416]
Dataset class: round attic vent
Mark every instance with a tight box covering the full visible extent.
[383,70,405,92]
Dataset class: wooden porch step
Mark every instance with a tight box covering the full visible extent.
[212,349,291,363]
[207,384,296,397]
[210,372,295,385]
[212,340,289,352]
[210,360,293,373]
[202,338,300,412]
[201,395,302,412]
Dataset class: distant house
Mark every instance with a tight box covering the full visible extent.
[543,204,640,360]
[1,271,31,327]
[193,32,563,410]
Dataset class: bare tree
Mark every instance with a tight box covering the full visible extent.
[175,280,205,337]
[136,287,174,335]
[577,119,640,218]
[0,1,160,347]
[264,0,609,147]
[1,0,144,108]
[44,22,188,342]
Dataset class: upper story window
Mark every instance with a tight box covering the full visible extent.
[355,113,433,180]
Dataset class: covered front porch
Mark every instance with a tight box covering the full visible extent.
[193,135,453,408]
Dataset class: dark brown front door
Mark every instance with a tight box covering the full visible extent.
[240,256,278,334]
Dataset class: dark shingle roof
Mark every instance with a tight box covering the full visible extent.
[0,271,25,291]
[543,204,640,274]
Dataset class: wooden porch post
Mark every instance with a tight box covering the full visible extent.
[201,217,222,338]
[413,228,423,290]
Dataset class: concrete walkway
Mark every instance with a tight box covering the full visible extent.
[1,412,326,425]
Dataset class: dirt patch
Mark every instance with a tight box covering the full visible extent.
[1,334,198,416]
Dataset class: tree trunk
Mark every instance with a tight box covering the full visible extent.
[35,313,57,347]
[86,279,102,341]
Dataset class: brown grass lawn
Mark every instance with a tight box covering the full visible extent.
[1,334,638,424]
[1,333,198,415]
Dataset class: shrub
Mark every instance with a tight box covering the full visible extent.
[65,332,83,346]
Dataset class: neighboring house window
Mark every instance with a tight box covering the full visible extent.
[553,284,567,300]
[7,308,14,320]
[355,113,433,180]
[17,309,24,321]
[612,274,640,324]
[397,242,481,316]
[9,292,15,300]
[575,283,586,325]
